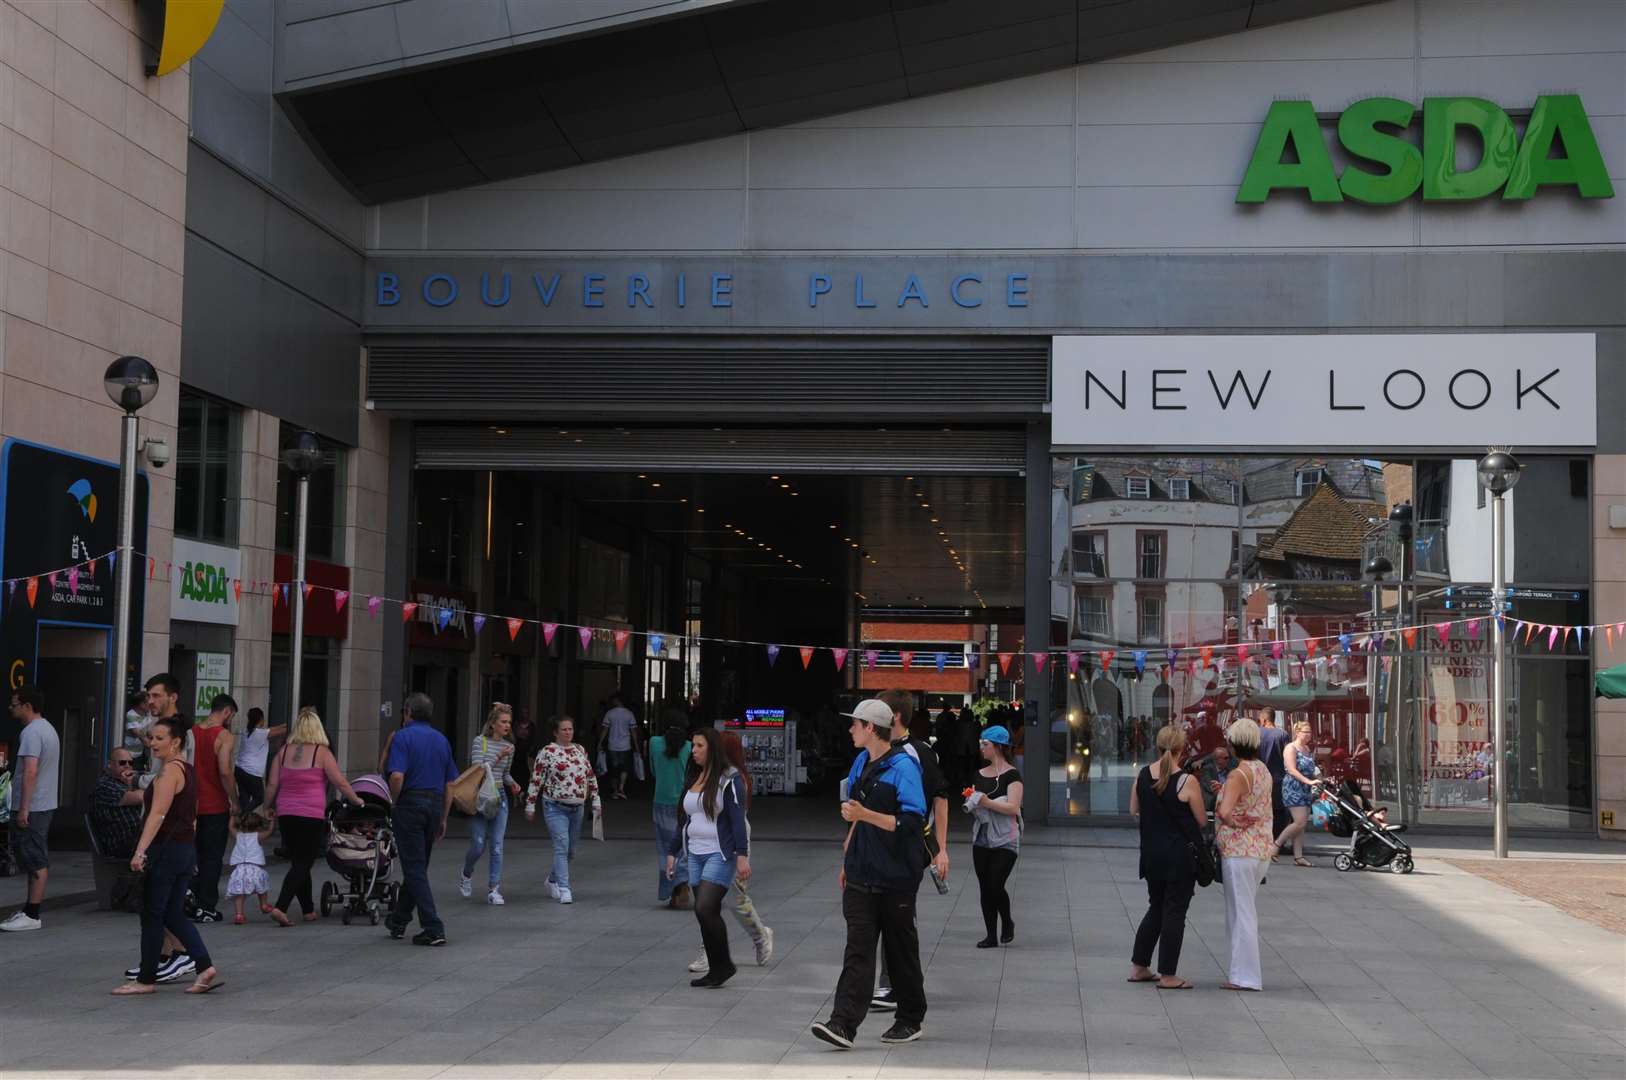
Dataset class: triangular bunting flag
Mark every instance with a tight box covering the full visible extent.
[1547,626,1559,650]
[436,606,454,632]
[997,652,1013,675]
[833,648,848,671]
[1200,646,1213,668]
[1033,653,1049,673]
[1524,622,1538,646]
[26,577,38,607]
[614,630,630,652]
[649,633,665,655]
[47,572,57,592]
[1305,638,1320,658]
[865,650,878,670]
[1270,640,1284,661]
[368,595,382,618]
[68,567,78,596]
[578,626,594,650]
[472,614,486,636]
[801,647,815,670]
[1338,633,1351,655]
[1067,652,1080,675]
[899,651,914,671]
[303,583,315,601]
[400,601,418,623]
[1434,622,1450,646]
[107,552,115,575]
[1607,625,1616,651]
[542,622,557,645]
[279,584,289,607]
[935,652,946,674]
[1576,625,1586,650]
[233,578,242,603]
[1133,650,1147,676]
[509,618,525,642]
[6,580,14,603]
[1562,625,1573,649]
[1165,648,1178,668]
[334,589,349,613]
[1100,649,1116,672]
[1237,644,1250,665]
[767,644,781,665]
[1467,618,1481,640]
[88,558,97,577]
[1402,627,1418,649]
[147,557,155,579]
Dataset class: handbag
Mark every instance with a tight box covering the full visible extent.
[1189,836,1220,888]
[448,764,484,816]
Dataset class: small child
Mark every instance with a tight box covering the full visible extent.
[226,810,274,924]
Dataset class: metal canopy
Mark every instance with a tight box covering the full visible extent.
[281,0,1375,203]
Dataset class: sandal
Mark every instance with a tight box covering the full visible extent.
[1293,857,1312,867]
[1220,981,1260,992]
[111,983,156,996]
[1126,974,1158,984]
[303,912,319,922]
[185,968,225,994]
[259,903,273,914]
[233,914,245,925]
[1155,979,1194,990]
[269,908,293,927]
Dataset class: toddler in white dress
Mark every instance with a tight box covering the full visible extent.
[227,810,274,924]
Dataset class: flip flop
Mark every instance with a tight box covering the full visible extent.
[185,972,225,995]
[1126,974,1158,983]
[1220,982,1260,992]
[111,983,156,996]
[1294,857,1313,867]
[1156,980,1194,990]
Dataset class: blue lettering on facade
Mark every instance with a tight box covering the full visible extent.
[950,274,981,308]
[677,272,686,308]
[897,274,928,308]
[480,272,510,307]
[423,273,457,307]
[710,273,732,308]
[377,272,400,306]
[809,273,832,307]
[1006,273,1029,307]
[583,274,606,307]
[533,272,561,306]
[628,273,653,307]
[854,274,877,308]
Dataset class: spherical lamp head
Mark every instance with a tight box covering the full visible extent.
[1478,450,1522,496]
[281,430,324,477]
[1364,555,1393,580]
[103,355,159,413]
[1388,501,1414,539]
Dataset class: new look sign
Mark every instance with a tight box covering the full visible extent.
[1051,335,1597,450]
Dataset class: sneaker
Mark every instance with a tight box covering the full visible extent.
[412,928,447,946]
[0,912,41,932]
[191,908,223,924]
[557,887,573,905]
[385,918,407,940]
[547,880,560,901]
[487,889,505,906]
[458,874,473,899]
[124,959,150,980]
[754,926,774,966]
[870,987,897,1012]
[810,1019,856,1050]
[688,950,710,974]
[880,1021,923,1044]
[157,953,196,983]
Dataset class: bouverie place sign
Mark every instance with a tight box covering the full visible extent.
[1237,95,1615,204]
[1050,334,1597,450]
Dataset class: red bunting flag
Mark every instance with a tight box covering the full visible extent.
[614,630,630,652]
[1199,646,1213,668]
[1466,618,1481,640]
[1237,644,1249,664]
[272,586,281,608]
[1271,640,1285,661]
[334,589,349,612]
[833,648,848,671]
[800,647,815,670]
[303,583,315,601]
[233,579,242,603]
[148,557,155,579]
[899,651,914,672]
[1608,625,1616,651]
[542,622,558,646]
[26,577,38,608]
[1434,622,1451,646]
[1033,653,1049,673]
[1100,649,1116,671]
[1305,638,1321,658]
[997,652,1013,675]
[1402,627,1418,648]
[1525,622,1539,645]
[508,618,524,642]
[400,602,418,623]
[1067,652,1080,675]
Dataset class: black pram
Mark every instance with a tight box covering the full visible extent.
[1324,779,1414,874]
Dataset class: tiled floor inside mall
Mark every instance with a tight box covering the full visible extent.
[1,805,1622,1080]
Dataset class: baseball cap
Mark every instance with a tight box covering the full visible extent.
[841,699,895,728]
[980,725,1012,746]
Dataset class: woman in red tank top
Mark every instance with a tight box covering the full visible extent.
[112,715,223,995]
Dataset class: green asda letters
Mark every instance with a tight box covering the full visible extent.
[1236,95,1614,204]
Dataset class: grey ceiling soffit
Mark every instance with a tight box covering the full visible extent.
[279,0,1377,204]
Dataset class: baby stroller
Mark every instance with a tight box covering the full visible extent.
[1322,779,1414,874]
[320,773,400,924]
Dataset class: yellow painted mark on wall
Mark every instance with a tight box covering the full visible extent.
[155,0,227,77]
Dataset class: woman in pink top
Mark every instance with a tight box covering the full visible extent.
[1215,717,1274,991]
[264,709,361,925]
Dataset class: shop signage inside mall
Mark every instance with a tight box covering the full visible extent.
[194,651,231,719]
[1237,94,1615,203]
[1050,333,1597,449]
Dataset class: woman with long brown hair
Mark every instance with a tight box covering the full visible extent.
[1127,724,1206,990]
[664,727,751,987]
[689,731,773,976]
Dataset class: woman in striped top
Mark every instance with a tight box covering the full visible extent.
[459,704,522,906]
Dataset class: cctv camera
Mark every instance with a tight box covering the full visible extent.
[142,437,171,468]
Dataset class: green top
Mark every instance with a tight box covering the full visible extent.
[648,736,692,806]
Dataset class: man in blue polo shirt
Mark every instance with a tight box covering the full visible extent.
[385,692,458,946]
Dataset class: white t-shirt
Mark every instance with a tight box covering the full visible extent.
[682,790,719,855]
[604,707,637,752]
[236,727,270,777]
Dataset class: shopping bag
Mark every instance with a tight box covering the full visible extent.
[448,765,484,816]
[476,764,502,819]
[590,796,604,841]
[632,752,646,783]
[595,748,608,777]
[1310,794,1336,830]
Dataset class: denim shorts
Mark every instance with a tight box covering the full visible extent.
[687,850,736,889]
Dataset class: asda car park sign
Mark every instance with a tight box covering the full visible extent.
[1237,95,1614,204]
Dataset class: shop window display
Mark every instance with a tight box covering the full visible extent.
[1049,455,1594,830]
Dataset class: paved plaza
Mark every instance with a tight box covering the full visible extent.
[1,816,1623,1080]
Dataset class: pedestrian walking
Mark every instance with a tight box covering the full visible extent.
[264,708,363,926]
[225,810,273,925]
[967,725,1023,949]
[460,703,522,906]
[663,727,751,988]
[112,714,223,995]
[599,692,641,800]
[688,731,771,972]
[233,707,284,815]
[1,687,59,932]
[810,699,928,1050]
[524,715,599,904]
[1127,725,1206,991]
[650,723,693,909]
[187,694,240,924]
[1256,707,1292,848]
[384,693,458,946]
[1216,717,1273,991]
[1273,720,1321,866]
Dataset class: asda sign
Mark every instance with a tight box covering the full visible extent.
[1237,95,1614,204]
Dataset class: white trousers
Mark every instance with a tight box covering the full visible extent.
[1222,856,1266,990]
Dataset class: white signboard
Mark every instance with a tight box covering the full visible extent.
[194,652,232,720]
[171,537,241,626]
[1051,334,1596,449]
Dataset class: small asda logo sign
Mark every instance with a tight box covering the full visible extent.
[1237,95,1614,204]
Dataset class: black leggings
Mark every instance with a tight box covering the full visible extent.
[275,815,325,915]
[694,881,734,974]
[972,845,1018,940]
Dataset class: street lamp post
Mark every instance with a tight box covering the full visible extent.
[103,357,159,732]
[281,431,324,728]
[1388,502,1414,824]
[1364,554,1393,806]
[1478,449,1521,859]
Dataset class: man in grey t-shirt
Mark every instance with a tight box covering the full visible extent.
[3,686,60,932]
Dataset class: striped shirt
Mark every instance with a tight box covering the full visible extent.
[469,736,515,793]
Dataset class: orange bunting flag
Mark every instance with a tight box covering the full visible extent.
[1199,646,1213,668]
[401,601,418,623]
[233,578,242,603]
[148,557,156,579]
[997,652,1014,675]
[1608,625,1616,651]
[1305,638,1320,658]
[25,577,38,608]
[303,583,315,601]
[614,630,630,652]
[507,617,524,642]
[899,651,914,671]
[800,647,815,670]
[1402,627,1418,649]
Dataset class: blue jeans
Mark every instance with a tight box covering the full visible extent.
[542,800,583,890]
[462,799,509,888]
[688,850,736,889]
[653,803,681,901]
[390,791,444,935]
[138,842,212,984]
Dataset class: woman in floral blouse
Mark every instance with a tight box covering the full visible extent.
[1215,717,1274,992]
[524,716,599,904]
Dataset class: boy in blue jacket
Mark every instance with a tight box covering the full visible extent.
[811,699,928,1050]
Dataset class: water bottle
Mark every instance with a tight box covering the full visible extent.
[928,864,949,895]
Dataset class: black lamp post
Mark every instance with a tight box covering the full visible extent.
[1478,449,1521,858]
[281,431,324,726]
[103,356,159,723]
